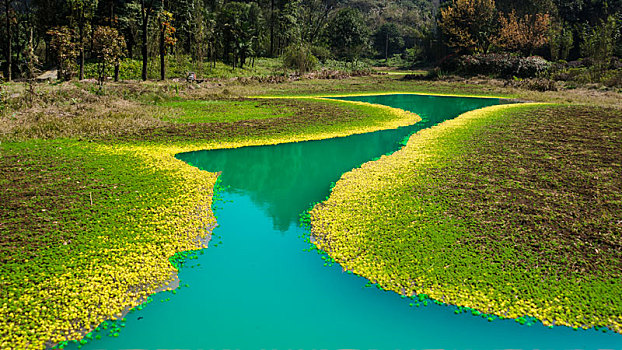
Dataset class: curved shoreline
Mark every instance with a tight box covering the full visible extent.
[309,102,622,335]
[1,95,423,349]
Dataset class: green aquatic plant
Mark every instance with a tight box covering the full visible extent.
[0,94,425,349]
[310,103,622,334]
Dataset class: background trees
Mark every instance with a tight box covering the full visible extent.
[92,25,125,85]
[324,7,369,63]
[218,1,262,69]
[0,0,620,80]
[495,11,551,56]
[438,0,496,54]
[373,23,404,61]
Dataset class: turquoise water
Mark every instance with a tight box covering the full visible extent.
[71,94,621,350]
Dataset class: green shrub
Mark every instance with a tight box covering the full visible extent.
[282,44,319,74]
[311,46,332,63]
[445,53,550,78]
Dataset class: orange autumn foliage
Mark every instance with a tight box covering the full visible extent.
[439,0,497,54]
[495,10,551,55]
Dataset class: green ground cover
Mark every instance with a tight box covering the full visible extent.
[0,140,217,348]
[159,99,297,123]
[128,97,420,144]
[310,103,622,333]
[1,77,621,348]
[0,85,421,349]
[83,57,285,81]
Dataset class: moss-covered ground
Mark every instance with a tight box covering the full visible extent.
[1,76,621,348]
[0,83,420,349]
[310,103,622,333]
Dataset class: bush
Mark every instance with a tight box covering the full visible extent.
[310,46,332,63]
[548,61,622,87]
[84,58,145,80]
[602,69,622,87]
[282,44,319,74]
[444,53,550,78]
[322,59,372,72]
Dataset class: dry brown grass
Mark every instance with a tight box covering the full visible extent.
[1,76,621,142]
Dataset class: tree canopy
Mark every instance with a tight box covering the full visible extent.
[0,0,620,80]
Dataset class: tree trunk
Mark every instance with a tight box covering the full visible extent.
[5,0,12,81]
[127,38,134,59]
[79,22,85,80]
[44,39,49,66]
[212,45,216,68]
[269,0,274,57]
[114,61,120,81]
[109,0,114,26]
[141,2,149,81]
[385,31,389,62]
[159,22,165,80]
[240,50,245,69]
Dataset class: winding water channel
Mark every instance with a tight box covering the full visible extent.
[75,94,621,349]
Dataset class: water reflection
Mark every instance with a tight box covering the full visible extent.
[177,94,502,231]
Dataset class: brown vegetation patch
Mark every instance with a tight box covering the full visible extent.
[442,105,622,277]
[108,98,373,143]
[0,146,87,264]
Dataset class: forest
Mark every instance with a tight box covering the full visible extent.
[0,0,621,84]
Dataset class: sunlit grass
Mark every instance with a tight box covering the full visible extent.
[310,103,622,334]
[1,76,621,348]
[0,94,419,349]
[159,99,296,123]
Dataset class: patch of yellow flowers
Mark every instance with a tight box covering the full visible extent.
[310,102,622,334]
[1,97,420,349]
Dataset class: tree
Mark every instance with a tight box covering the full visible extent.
[68,0,98,80]
[373,22,404,61]
[549,20,574,61]
[3,0,14,80]
[282,42,318,74]
[438,0,497,54]
[47,26,78,80]
[324,7,369,63]
[139,0,157,80]
[495,0,555,17]
[117,1,140,59]
[297,0,336,45]
[273,0,298,56]
[495,10,550,56]
[157,9,175,80]
[581,15,620,73]
[217,1,262,69]
[33,0,68,66]
[92,25,125,86]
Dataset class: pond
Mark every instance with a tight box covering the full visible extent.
[71,94,621,349]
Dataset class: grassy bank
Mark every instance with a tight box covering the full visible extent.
[0,85,421,348]
[1,76,621,348]
[0,140,218,348]
[310,103,622,333]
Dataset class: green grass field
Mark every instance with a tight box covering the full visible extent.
[0,76,621,348]
[0,80,421,349]
[310,103,622,333]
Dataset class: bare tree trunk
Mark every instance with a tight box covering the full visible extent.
[159,22,165,80]
[385,31,389,62]
[79,22,85,80]
[5,0,12,81]
[127,36,134,59]
[109,0,114,26]
[44,39,49,65]
[141,1,149,81]
[269,0,274,57]
[114,61,120,81]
